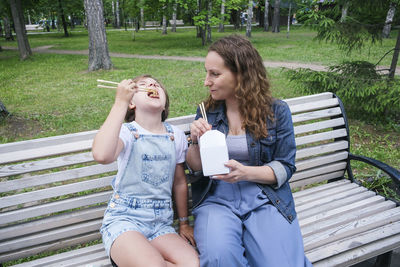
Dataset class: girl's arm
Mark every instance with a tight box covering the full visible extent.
[92,80,136,164]
[173,163,196,246]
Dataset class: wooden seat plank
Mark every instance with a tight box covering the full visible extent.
[294,118,345,135]
[289,98,339,114]
[292,107,342,124]
[295,151,348,172]
[292,179,350,198]
[0,176,113,209]
[284,92,333,106]
[0,152,94,178]
[0,191,111,225]
[296,140,348,160]
[291,162,347,182]
[295,129,347,146]
[290,171,345,189]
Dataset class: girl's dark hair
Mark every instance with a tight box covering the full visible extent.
[206,34,274,140]
[125,74,170,122]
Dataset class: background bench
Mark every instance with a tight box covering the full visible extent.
[144,21,161,28]
[1,92,399,266]
[169,19,184,26]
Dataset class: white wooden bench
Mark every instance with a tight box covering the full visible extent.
[169,19,184,26]
[1,92,399,267]
[144,21,161,28]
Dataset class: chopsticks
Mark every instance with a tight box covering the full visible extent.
[199,102,208,123]
[97,79,150,93]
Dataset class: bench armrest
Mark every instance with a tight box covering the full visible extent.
[348,153,400,188]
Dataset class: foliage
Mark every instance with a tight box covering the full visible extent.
[285,60,400,122]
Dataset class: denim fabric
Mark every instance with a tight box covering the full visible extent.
[100,122,177,256]
[191,99,297,223]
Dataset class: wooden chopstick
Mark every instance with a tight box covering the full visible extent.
[199,102,208,123]
[97,79,152,92]
[97,79,119,85]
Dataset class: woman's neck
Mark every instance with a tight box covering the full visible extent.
[225,98,245,135]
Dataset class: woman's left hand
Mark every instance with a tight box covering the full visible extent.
[213,160,248,183]
[179,224,196,247]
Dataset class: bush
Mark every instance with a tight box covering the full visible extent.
[285,61,400,122]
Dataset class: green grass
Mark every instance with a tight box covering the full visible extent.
[1,25,398,66]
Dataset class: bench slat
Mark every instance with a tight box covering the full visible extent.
[0,140,93,165]
[296,140,348,160]
[0,206,105,241]
[294,118,345,135]
[292,179,349,198]
[304,207,400,251]
[295,151,348,172]
[306,220,400,263]
[295,129,347,146]
[12,243,105,267]
[0,191,111,225]
[290,171,345,189]
[312,234,400,267]
[0,219,102,254]
[0,176,112,209]
[284,92,334,106]
[292,107,342,124]
[0,163,117,193]
[292,162,347,182]
[0,152,94,178]
[0,232,101,263]
[289,98,339,114]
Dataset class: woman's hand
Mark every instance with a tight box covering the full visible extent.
[179,223,196,246]
[115,79,137,106]
[212,160,248,183]
[190,118,212,143]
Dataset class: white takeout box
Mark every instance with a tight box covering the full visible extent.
[199,130,230,176]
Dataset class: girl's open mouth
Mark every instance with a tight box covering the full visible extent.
[147,89,160,99]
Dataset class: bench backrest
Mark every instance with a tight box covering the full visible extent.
[0,92,349,263]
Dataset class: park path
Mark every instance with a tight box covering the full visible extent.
[3,45,398,75]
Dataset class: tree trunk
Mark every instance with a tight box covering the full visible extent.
[272,0,280,33]
[340,2,349,22]
[206,0,212,43]
[389,28,400,79]
[0,19,3,37]
[246,0,253,37]
[3,16,14,41]
[0,100,9,117]
[84,0,113,71]
[219,0,225,32]
[162,9,167,35]
[8,0,32,60]
[116,0,120,29]
[286,2,291,38]
[58,0,69,37]
[172,2,177,32]
[140,8,144,30]
[264,0,269,32]
[383,2,396,38]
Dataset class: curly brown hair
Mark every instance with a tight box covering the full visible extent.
[205,34,274,140]
[125,74,170,122]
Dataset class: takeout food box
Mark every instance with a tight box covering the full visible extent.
[199,130,230,176]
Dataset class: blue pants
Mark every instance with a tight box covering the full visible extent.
[193,200,312,267]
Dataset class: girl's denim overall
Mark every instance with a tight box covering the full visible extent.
[100,122,177,256]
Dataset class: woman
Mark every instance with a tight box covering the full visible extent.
[186,35,312,267]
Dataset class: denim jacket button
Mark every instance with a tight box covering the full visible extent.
[250,142,256,147]
[275,199,280,204]
[288,215,293,220]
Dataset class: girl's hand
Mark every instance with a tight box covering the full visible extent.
[179,224,196,247]
[190,118,212,143]
[115,79,137,105]
[212,160,248,183]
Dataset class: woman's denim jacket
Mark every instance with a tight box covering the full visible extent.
[190,99,297,223]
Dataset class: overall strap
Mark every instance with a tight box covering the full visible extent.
[124,122,138,133]
[163,122,174,134]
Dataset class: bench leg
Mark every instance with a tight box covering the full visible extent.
[374,251,392,267]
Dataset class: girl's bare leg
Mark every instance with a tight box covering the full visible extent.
[151,233,199,267]
[110,231,166,267]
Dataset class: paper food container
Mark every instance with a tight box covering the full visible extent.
[199,130,230,176]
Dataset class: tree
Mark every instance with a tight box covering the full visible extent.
[245,0,253,37]
[383,2,396,38]
[272,0,280,32]
[8,0,32,60]
[57,0,69,37]
[219,0,225,32]
[304,0,400,79]
[264,0,270,31]
[84,0,113,71]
